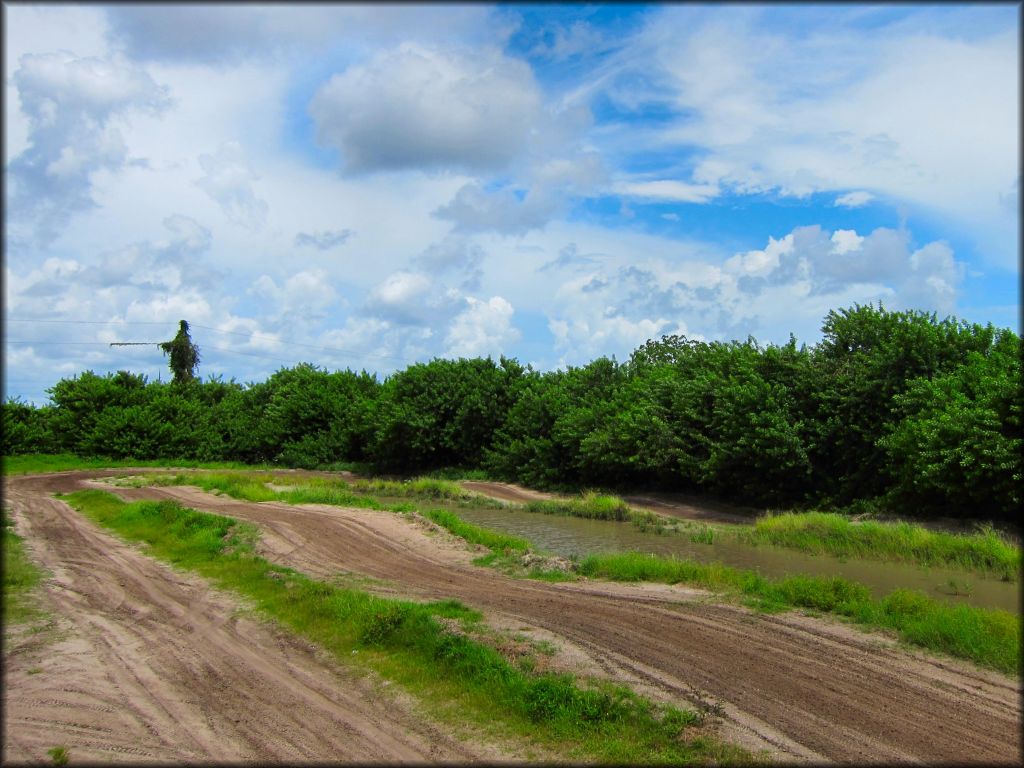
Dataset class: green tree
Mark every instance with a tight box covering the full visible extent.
[880,329,1021,519]
[159,320,200,384]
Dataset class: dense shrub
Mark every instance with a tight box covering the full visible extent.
[5,304,1018,520]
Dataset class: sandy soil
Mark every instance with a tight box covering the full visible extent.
[6,471,1023,764]
[2,473,505,765]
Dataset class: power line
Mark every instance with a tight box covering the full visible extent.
[5,319,174,325]
[5,317,409,364]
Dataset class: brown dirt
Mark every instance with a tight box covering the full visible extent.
[7,471,1023,765]
[2,472,506,764]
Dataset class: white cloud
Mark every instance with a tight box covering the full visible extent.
[613,179,720,203]
[632,8,1019,267]
[830,229,865,255]
[250,269,337,322]
[309,43,543,173]
[196,141,269,229]
[294,229,354,250]
[834,190,874,208]
[434,183,558,234]
[7,51,171,245]
[445,296,519,358]
[105,6,497,63]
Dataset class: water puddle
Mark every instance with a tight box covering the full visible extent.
[449,505,1020,613]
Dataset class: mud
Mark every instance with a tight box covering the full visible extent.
[6,471,1022,764]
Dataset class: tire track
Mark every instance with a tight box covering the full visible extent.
[3,473,499,764]
[12,471,1022,764]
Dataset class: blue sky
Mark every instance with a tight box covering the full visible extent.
[3,3,1020,405]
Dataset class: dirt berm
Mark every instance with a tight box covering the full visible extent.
[6,471,1022,764]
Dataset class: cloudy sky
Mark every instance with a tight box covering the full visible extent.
[4,4,1019,405]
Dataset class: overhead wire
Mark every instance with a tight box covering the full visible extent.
[5,316,409,365]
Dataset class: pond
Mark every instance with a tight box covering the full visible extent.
[450,504,1020,613]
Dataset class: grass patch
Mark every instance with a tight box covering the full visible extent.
[579,552,1021,676]
[747,511,1020,581]
[58,489,752,764]
[3,510,47,626]
[524,491,677,535]
[422,508,530,554]
[2,454,274,476]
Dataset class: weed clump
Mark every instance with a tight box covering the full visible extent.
[748,511,1020,580]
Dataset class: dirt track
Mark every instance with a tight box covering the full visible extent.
[2,473,499,764]
[6,471,1023,764]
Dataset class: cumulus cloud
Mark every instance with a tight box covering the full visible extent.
[612,179,719,203]
[105,5,495,63]
[414,235,485,289]
[445,296,519,358]
[309,43,543,174]
[6,215,217,320]
[294,229,354,250]
[434,183,558,234]
[834,190,874,208]
[354,267,521,360]
[539,242,603,272]
[250,268,337,323]
[195,141,269,229]
[724,224,964,314]
[636,9,1019,266]
[7,51,171,245]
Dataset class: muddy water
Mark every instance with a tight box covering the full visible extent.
[450,505,1020,613]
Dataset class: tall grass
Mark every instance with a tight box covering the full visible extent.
[525,492,632,521]
[579,552,1020,676]
[59,489,751,764]
[747,512,1020,581]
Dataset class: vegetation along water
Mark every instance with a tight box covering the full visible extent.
[4,304,1020,525]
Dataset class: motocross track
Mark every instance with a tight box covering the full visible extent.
[6,471,1023,764]
[2,473,502,764]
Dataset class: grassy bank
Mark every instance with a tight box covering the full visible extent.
[59,489,750,764]
[2,454,275,476]
[744,512,1020,582]
[579,552,1020,676]
[525,492,675,534]
[2,511,46,626]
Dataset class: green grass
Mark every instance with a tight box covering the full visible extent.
[579,551,1021,676]
[746,511,1020,581]
[524,491,676,535]
[2,453,274,476]
[422,508,530,554]
[2,509,47,626]
[58,489,752,764]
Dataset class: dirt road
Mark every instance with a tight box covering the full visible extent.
[2,473,499,764]
[7,471,1023,764]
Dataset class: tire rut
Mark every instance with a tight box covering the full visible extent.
[11,471,1021,764]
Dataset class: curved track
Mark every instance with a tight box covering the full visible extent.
[6,471,1022,764]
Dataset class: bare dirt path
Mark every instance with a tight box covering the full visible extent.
[7,471,1023,765]
[2,473,500,764]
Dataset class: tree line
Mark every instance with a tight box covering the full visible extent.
[3,304,1019,520]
